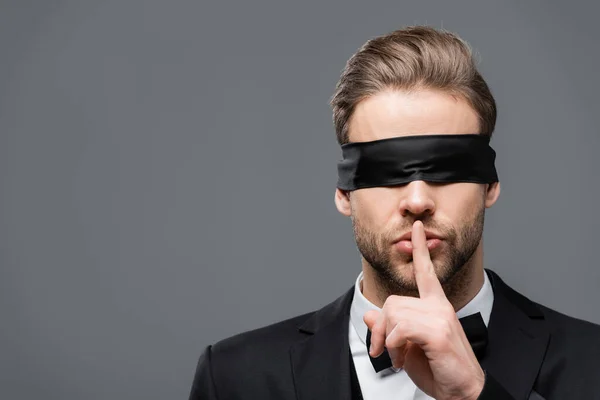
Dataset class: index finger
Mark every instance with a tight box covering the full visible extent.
[412,220,445,299]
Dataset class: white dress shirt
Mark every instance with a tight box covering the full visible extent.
[348,270,494,400]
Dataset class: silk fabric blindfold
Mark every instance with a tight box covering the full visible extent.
[336,134,498,191]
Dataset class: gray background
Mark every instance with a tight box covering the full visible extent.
[1,1,598,399]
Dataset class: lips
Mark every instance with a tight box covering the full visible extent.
[393,231,443,254]
[394,230,442,242]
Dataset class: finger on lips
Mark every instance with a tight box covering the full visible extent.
[412,220,446,300]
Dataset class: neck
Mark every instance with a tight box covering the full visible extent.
[361,241,485,311]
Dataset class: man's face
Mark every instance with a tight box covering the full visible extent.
[335,89,500,294]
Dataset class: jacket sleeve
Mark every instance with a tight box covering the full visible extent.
[188,345,219,400]
[477,370,515,400]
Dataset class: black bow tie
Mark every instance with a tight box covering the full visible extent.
[365,312,488,373]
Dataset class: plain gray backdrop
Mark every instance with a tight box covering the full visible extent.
[1,1,599,399]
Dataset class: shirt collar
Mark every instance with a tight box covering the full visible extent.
[349,269,494,346]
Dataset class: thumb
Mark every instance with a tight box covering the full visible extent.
[363,310,380,331]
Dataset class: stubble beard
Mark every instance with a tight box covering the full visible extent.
[352,208,485,300]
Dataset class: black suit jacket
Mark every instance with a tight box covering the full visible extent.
[189,270,600,399]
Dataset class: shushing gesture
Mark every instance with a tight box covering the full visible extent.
[363,221,485,400]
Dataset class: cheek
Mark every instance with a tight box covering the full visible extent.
[437,185,485,220]
[351,188,398,230]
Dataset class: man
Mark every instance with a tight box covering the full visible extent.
[189,26,600,400]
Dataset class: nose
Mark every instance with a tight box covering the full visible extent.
[398,180,436,217]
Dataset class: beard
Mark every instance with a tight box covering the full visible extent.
[351,207,485,299]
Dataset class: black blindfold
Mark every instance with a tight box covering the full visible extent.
[336,134,498,191]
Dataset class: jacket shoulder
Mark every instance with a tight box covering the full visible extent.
[211,310,315,359]
[190,311,315,399]
[488,268,600,343]
[532,303,600,396]
[209,286,354,361]
[196,311,316,399]
[536,302,600,346]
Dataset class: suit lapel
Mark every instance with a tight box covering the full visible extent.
[481,270,551,399]
[290,287,354,400]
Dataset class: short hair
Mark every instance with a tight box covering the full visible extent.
[330,26,497,145]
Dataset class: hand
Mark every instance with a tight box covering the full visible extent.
[363,220,485,400]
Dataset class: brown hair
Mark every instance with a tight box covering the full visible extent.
[330,26,497,145]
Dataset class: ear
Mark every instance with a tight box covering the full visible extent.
[484,181,501,208]
[334,188,352,217]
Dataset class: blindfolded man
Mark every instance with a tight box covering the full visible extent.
[189,26,600,400]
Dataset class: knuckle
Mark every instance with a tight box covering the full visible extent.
[386,326,405,347]
[385,336,397,349]
[442,304,456,320]
[432,319,453,344]
[383,295,400,308]
[440,321,453,341]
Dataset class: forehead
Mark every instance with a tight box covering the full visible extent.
[348,89,480,143]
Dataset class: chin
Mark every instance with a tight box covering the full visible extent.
[392,257,449,280]
[389,263,419,287]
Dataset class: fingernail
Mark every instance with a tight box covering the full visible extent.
[369,344,373,355]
